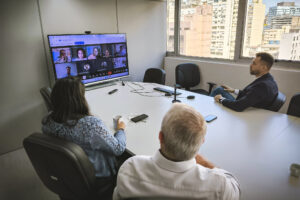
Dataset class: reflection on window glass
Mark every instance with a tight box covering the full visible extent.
[243,0,300,61]
[167,0,175,52]
[177,0,239,60]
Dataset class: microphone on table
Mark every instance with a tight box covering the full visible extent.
[172,84,181,103]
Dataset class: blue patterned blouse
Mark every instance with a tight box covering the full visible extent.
[42,115,126,177]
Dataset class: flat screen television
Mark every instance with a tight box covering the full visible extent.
[48,33,129,86]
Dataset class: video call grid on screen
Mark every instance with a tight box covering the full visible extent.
[48,34,129,84]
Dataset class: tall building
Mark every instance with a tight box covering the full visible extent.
[182,3,213,57]
[167,0,175,52]
[258,2,300,58]
[278,32,300,60]
[210,0,239,59]
[271,15,293,29]
[261,26,290,57]
[243,0,266,57]
[267,2,300,28]
[291,16,300,32]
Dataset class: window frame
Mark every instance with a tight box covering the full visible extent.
[166,0,300,66]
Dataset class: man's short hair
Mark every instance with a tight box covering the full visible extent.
[256,52,274,69]
[161,103,206,161]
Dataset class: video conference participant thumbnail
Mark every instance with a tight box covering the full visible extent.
[76,60,96,75]
[52,48,71,64]
[101,44,115,57]
[55,63,77,79]
[99,46,114,70]
[72,47,87,61]
[113,57,126,68]
[98,57,114,71]
[115,44,126,57]
[87,46,101,60]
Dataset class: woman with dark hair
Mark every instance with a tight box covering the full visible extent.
[42,77,126,179]
[88,47,100,60]
[74,48,86,61]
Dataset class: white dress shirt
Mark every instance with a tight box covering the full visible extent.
[113,150,240,200]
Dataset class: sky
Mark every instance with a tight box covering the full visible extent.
[263,0,300,13]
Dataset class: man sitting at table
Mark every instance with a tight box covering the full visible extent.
[211,52,278,112]
[113,103,240,200]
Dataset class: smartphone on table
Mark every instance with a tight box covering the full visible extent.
[204,114,217,123]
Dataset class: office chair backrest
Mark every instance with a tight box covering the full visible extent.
[287,93,300,117]
[23,133,98,200]
[267,91,286,112]
[40,87,53,111]
[176,63,200,90]
[143,68,166,85]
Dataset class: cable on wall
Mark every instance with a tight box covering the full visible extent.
[115,0,119,33]
[37,0,52,86]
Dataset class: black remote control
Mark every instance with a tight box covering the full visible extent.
[108,89,118,94]
[131,114,148,123]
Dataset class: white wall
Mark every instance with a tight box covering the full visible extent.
[164,57,300,113]
[39,0,167,85]
[0,0,49,154]
[0,0,166,155]
[117,0,167,81]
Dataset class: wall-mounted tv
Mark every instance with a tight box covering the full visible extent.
[48,33,129,86]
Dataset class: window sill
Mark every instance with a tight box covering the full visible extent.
[165,55,300,72]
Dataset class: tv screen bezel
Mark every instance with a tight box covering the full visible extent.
[47,33,130,86]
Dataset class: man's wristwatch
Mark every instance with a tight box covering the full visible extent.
[219,97,225,104]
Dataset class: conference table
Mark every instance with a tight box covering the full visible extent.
[85,81,300,200]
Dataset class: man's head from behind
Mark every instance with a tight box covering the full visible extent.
[250,52,274,76]
[159,103,207,161]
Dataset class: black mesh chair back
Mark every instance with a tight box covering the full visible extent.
[287,93,300,117]
[23,133,114,200]
[176,63,200,90]
[266,91,286,112]
[40,87,53,111]
[175,63,212,95]
[143,68,166,85]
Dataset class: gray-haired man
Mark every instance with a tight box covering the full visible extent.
[113,103,240,200]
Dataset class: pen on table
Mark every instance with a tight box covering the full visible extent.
[108,89,118,94]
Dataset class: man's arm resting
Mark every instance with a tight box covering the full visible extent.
[213,168,241,200]
[220,84,267,112]
[195,154,215,169]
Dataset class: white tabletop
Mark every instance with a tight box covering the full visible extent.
[85,81,300,200]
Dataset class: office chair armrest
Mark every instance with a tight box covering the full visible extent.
[207,82,216,87]
[207,82,217,95]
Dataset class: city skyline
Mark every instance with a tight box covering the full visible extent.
[167,0,300,60]
[263,0,300,12]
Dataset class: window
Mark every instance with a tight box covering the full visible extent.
[167,0,175,52]
[243,0,300,61]
[175,0,239,59]
[167,0,300,62]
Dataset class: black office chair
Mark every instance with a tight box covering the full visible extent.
[23,133,115,200]
[175,63,215,95]
[143,68,166,85]
[287,93,300,117]
[266,91,286,112]
[40,87,53,111]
